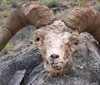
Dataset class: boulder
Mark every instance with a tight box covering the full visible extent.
[0,46,42,85]
[0,33,100,85]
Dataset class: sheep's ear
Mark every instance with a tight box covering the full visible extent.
[34,28,46,37]
[70,36,79,45]
[71,30,79,36]
[69,32,79,46]
[69,35,79,53]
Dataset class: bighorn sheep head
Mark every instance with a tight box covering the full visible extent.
[34,20,79,75]
[1,1,100,76]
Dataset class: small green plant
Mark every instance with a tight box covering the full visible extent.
[78,0,85,5]
[4,42,14,50]
[97,0,100,3]
[37,0,59,6]
[94,2,100,12]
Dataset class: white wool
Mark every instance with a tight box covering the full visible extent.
[53,20,65,26]
[45,32,71,62]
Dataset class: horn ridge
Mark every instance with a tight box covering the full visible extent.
[0,1,55,51]
[65,7,100,43]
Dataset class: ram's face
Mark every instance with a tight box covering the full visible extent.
[34,21,79,76]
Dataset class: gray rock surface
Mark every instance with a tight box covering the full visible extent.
[8,69,26,85]
[0,33,100,85]
[23,33,100,85]
[0,46,42,85]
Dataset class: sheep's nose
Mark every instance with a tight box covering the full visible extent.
[50,54,59,59]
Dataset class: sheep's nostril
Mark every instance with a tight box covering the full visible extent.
[50,54,59,59]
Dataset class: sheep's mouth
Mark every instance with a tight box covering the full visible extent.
[44,59,70,75]
[45,60,64,71]
[51,62,63,71]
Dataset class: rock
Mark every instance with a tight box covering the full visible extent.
[0,8,4,11]
[0,33,100,85]
[0,46,42,85]
[22,33,100,85]
[8,69,26,85]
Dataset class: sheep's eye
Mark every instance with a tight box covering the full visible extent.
[73,40,79,45]
[35,37,40,42]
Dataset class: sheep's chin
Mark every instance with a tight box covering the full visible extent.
[44,61,66,75]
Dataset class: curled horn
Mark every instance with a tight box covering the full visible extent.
[0,1,55,51]
[65,8,100,43]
